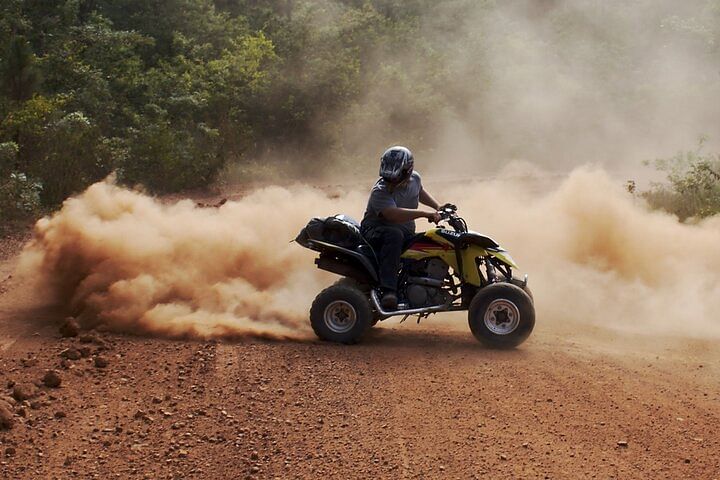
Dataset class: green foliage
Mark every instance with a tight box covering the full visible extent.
[1,35,41,101]
[642,138,720,221]
[37,111,111,204]
[0,172,42,220]
[0,0,719,217]
[0,141,18,176]
[0,141,41,220]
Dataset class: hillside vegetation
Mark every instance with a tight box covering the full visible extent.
[1,0,719,220]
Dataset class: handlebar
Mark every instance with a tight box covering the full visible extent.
[436,204,467,233]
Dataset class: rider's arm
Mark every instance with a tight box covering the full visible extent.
[381,207,439,224]
[419,187,440,210]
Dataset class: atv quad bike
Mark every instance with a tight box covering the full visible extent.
[295,205,534,348]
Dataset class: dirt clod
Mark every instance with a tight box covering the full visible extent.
[12,383,37,402]
[0,404,14,430]
[94,356,109,368]
[42,370,62,388]
[21,357,38,368]
[60,348,81,360]
[59,317,80,337]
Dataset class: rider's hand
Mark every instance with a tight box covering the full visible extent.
[426,211,442,224]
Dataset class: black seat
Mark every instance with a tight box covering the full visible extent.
[356,243,378,267]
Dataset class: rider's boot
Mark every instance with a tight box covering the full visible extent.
[381,291,398,310]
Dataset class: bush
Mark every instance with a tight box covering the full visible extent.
[0,141,42,220]
[642,138,720,221]
[35,111,111,205]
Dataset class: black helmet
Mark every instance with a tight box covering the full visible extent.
[379,146,414,184]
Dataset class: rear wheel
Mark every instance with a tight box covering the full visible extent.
[310,284,372,343]
[468,283,535,348]
[333,278,380,326]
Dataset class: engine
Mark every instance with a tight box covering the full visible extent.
[404,258,451,308]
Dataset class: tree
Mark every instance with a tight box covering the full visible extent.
[1,36,41,102]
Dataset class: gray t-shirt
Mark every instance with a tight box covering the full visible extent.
[361,171,423,234]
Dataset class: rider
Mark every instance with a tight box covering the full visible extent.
[361,146,442,310]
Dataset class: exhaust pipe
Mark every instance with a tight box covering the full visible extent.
[370,290,451,319]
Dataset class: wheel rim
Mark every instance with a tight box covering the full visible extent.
[323,300,357,334]
[483,298,520,335]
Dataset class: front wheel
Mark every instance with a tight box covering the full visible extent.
[310,284,372,344]
[468,283,535,348]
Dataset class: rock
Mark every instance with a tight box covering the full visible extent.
[5,446,16,456]
[55,411,66,419]
[250,451,259,460]
[30,401,43,410]
[617,440,628,447]
[0,404,14,430]
[21,357,38,368]
[12,384,37,402]
[94,356,109,368]
[59,359,72,369]
[42,370,62,388]
[59,317,80,337]
[79,334,96,344]
[178,449,189,458]
[133,410,153,423]
[78,347,91,358]
[0,398,13,412]
[500,454,508,460]
[60,348,82,360]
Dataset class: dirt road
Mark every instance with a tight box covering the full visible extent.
[0,245,719,480]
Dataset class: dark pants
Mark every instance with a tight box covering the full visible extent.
[362,225,413,291]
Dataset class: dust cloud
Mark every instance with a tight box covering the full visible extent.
[452,167,720,338]
[315,0,720,180]
[17,179,361,340]
[16,168,720,341]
